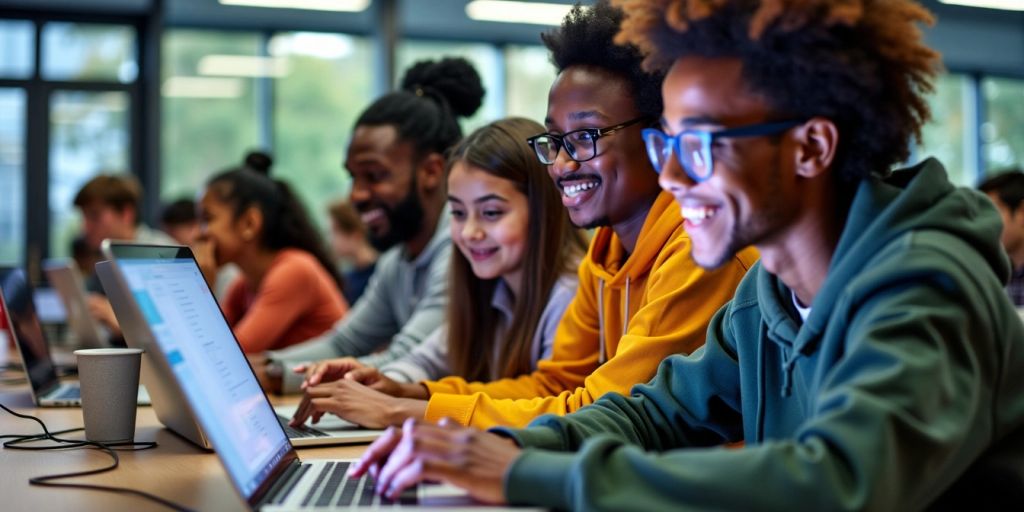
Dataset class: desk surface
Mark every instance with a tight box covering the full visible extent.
[0,382,368,512]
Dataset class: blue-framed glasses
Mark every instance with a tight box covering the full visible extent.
[641,119,805,182]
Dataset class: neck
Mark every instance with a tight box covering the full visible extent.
[236,247,280,289]
[501,270,523,302]
[403,196,443,260]
[611,191,660,254]
[759,204,843,307]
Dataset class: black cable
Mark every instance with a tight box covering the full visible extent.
[0,401,196,512]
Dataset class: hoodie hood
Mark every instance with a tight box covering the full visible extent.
[584,191,682,287]
[759,158,1008,394]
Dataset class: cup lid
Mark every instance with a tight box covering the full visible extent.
[74,348,145,356]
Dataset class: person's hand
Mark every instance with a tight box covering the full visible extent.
[289,378,427,429]
[342,366,426,398]
[349,417,519,504]
[192,237,219,288]
[247,353,282,394]
[293,357,366,389]
[86,294,121,336]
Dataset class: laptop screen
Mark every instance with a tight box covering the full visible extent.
[114,256,291,499]
[0,268,61,395]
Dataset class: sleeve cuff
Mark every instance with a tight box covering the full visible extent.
[503,449,575,509]
[423,392,479,426]
[490,423,566,451]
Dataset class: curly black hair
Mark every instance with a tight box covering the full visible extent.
[542,0,664,119]
[614,0,942,183]
[356,57,485,159]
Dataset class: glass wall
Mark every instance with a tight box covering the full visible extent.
[983,77,1024,173]
[161,30,261,204]
[0,89,26,265]
[48,91,131,258]
[0,20,34,79]
[42,22,138,83]
[271,31,374,223]
[919,73,972,185]
[504,44,557,124]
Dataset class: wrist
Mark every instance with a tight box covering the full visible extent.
[398,382,430,400]
[387,398,427,425]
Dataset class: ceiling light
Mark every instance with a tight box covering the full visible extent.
[938,0,1024,11]
[162,77,244,99]
[198,55,290,78]
[466,0,574,26]
[219,0,370,12]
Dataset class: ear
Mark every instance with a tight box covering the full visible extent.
[792,117,839,179]
[238,205,264,242]
[416,152,447,192]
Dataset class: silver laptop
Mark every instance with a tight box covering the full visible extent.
[96,242,520,511]
[43,259,109,348]
[0,267,149,407]
[97,242,382,448]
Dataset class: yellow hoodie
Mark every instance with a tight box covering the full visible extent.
[423,192,759,428]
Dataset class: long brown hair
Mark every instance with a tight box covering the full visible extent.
[446,117,587,381]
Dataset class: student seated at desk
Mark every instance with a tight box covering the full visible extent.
[327,200,380,306]
[196,166,348,353]
[252,57,485,393]
[290,1,757,431]
[289,117,587,428]
[348,1,1024,509]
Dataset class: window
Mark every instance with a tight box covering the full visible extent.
[42,22,138,83]
[0,20,34,79]
[0,89,26,265]
[983,77,1024,173]
[504,44,556,124]
[397,40,503,133]
[48,91,130,258]
[271,31,375,225]
[161,29,260,204]
[919,73,973,185]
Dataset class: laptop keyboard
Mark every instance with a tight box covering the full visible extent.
[287,461,419,508]
[53,387,81,400]
[277,415,328,438]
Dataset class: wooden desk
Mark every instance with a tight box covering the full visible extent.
[0,384,369,512]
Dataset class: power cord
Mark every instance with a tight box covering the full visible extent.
[0,401,195,512]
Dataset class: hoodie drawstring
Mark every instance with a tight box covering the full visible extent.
[622,277,631,339]
[597,279,606,365]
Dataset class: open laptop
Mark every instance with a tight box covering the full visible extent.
[97,242,519,511]
[0,267,150,407]
[43,259,109,348]
[97,242,382,448]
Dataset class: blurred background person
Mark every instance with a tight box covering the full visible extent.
[196,164,348,353]
[979,169,1024,307]
[327,200,379,305]
[160,198,200,246]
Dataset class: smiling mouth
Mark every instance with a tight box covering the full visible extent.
[467,247,498,261]
[360,208,385,225]
[557,176,602,199]
[681,205,719,227]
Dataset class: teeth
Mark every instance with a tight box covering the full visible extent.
[361,209,384,224]
[681,206,717,226]
[562,181,599,198]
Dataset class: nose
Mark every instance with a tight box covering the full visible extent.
[657,148,696,195]
[350,180,371,204]
[461,215,485,242]
[549,146,580,179]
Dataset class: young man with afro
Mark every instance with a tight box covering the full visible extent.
[344,0,1024,509]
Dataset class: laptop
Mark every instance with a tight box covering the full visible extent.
[0,267,150,407]
[97,241,522,511]
[97,242,382,448]
[43,259,109,348]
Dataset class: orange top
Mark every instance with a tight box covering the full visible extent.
[222,248,348,353]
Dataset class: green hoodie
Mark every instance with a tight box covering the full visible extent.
[498,158,1024,511]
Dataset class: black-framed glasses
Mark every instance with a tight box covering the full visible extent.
[641,120,805,182]
[526,116,649,165]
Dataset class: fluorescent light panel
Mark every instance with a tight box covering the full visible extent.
[219,0,370,12]
[162,77,244,98]
[466,0,574,26]
[198,55,290,78]
[939,0,1024,11]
